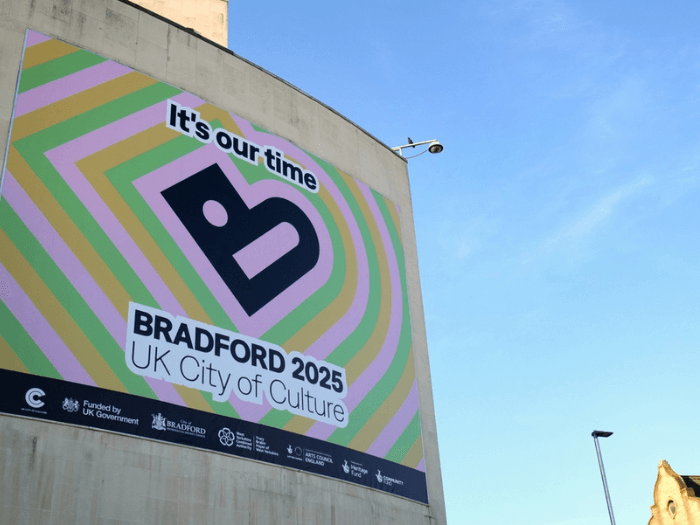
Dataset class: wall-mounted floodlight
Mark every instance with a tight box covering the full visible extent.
[391,138,444,158]
[592,430,616,525]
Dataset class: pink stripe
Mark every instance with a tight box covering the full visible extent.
[45,95,204,319]
[306,181,406,442]
[234,222,299,279]
[26,30,51,47]
[2,172,186,405]
[416,458,425,472]
[0,260,95,385]
[365,381,420,457]
[15,61,132,117]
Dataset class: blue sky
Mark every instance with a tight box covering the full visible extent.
[230,2,700,523]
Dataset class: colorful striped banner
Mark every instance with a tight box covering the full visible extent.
[0,30,424,472]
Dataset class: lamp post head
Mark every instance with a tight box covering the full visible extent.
[428,141,443,154]
[592,430,613,438]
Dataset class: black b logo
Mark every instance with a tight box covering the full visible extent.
[162,164,320,316]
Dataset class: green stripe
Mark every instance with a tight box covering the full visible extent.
[19,50,106,93]
[328,188,413,448]
[0,295,61,380]
[14,83,181,307]
[0,200,155,397]
[385,411,421,463]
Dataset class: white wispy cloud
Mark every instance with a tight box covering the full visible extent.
[487,0,627,68]
[438,218,485,261]
[543,177,653,248]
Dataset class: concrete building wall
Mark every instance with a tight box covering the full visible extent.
[0,0,447,524]
[130,0,227,47]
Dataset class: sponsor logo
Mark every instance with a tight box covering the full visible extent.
[62,398,79,412]
[344,460,367,479]
[151,413,206,438]
[304,449,333,467]
[152,413,167,431]
[218,427,235,447]
[375,469,404,487]
[286,444,303,461]
[25,388,45,408]
[254,436,278,456]
[233,431,252,450]
[79,400,139,425]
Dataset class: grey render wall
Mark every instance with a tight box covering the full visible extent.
[0,0,447,524]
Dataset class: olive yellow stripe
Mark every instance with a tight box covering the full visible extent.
[401,435,424,469]
[385,197,403,245]
[347,348,416,451]
[7,146,131,317]
[0,333,30,373]
[77,123,216,413]
[339,171,393,385]
[12,72,157,141]
[22,39,78,70]
[0,229,126,392]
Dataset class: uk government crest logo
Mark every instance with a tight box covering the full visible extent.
[61,398,79,413]
[218,427,235,447]
[151,413,167,431]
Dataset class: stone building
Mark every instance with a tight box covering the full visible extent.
[649,461,700,525]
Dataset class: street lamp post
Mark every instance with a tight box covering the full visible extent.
[592,430,616,525]
[391,139,444,158]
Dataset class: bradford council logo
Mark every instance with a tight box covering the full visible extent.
[151,413,167,431]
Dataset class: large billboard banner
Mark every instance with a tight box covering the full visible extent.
[0,30,427,502]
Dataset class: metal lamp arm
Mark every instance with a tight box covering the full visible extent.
[392,139,439,156]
